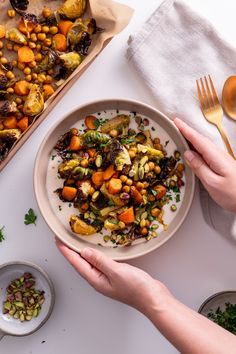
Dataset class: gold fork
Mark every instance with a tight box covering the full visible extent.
[196,75,235,158]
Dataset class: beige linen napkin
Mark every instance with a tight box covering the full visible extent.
[126,0,236,241]
[126,0,236,152]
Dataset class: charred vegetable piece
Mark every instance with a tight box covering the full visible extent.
[100,183,125,207]
[137,144,164,158]
[110,140,131,171]
[72,166,92,180]
[68,18,98,55]
[58,159,80,178]
[0,75,8,90]
[58,0,87,19]
[10,0,29,13]
[100,115,130,134]
[0,101,17,116]
[135,132,147,144]
[0,129,21,162]
[36,49,58,73]
[6,28,27,44]
[70,215,96,235]
[23,84,44,116]
[82,130,110,147]
[59,52,81,71]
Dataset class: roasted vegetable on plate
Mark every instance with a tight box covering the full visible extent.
[51,111,185,246]
[0,0,102,163]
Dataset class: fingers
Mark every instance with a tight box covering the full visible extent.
[81,247,118,276]
[55,238,101,285]
[174,118,234,176]
[184,150,219,188]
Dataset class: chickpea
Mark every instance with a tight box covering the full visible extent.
[45,75,53,84]
[36,44,42,51]
[6,43,13,51]
[44,38,52,47]
[153,137,160,144]
[120,175,128,183]
[148,195,155,202]
[136,182,144,189]
[24,67,31,75]
[7,9,16,18]
[0,57,8,64]
[18,62,25,70]
[42,7,52,18]
[0,41,3,49]
[154,166,161,174]
[140,189,147,195]
[29,61,36,68]
[148,161,155,171]
[122,185,130,193]
[25,74,32,82]
[70,128,78,136]
[126,179,133,186]
[176,163,185,172]
[17,104,23,111]
[29,42,36,49]
[35,53,43,62]
[38,73,46,83]
[30,33,38,42]
[32,73,38,80]
[145,220,150,227]
[34,24,42,33]
[12,60,18,67]
[140,219,146,228]
[42,26,50,34]
[0,51,3,58]
[80,159,89,168]
[130,146,137,154]
[128,150,136,159]
[141,227,148,236]
[109,129,118,138]
[15,97,22,105]
[154,143,163,150]
[151,208,161,217]
[37,33,46,41]
[49,26,58,35]
[6,87,14,94]
[6,71,15,80]
[118,221,126,229]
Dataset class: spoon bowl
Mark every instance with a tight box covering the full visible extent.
[222,76,236,120]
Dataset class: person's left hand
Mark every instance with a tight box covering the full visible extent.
[56,239,170,316]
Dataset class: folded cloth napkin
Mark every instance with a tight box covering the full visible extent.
[126,0,236,152]
[126,0,236,241]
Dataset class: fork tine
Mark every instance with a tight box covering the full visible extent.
[196,79,207,111]
[204,76,214,106]
[208,75,220,105]
[200,78,209,109]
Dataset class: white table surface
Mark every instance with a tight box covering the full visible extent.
[1,1,236,353]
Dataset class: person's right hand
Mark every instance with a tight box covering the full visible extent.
[174,118,236,213]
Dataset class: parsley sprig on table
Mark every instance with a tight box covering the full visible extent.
[207,303,236,335]
[0,226,5,242]
[24,208,37,226]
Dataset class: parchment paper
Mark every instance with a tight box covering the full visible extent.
[0,0,133,171]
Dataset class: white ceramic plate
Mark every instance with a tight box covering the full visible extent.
[34,98,195,260]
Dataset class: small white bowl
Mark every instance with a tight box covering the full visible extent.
[0,261,55,340]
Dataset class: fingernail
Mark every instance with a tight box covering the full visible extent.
[184,150,194,163]
[82,248,93,258]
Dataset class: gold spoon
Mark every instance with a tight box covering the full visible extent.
[222,76,236,120]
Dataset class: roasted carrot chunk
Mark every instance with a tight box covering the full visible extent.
[108,178,122,195]
[62,186,77,201]
[18,46,35,63]
[92,172,104,187]
[103,165,116,181]
[85,115,97,130]
[118,207,135,224]
[17,116,29,132]
[69,136,82,151]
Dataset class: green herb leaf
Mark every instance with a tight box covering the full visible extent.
[0,226,5,242]
[24,208,37,226]
[175,194,180,203]
[164,140,170,147]
[108,199,115,206]
[120,137,136,145]
[172,186,180,193]
[151,189,157,196]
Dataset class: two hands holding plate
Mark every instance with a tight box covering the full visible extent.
[56,117,236,354]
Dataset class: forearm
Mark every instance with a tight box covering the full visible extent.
[145,289,236,354]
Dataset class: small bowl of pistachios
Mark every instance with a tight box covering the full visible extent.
[0,261,55,340]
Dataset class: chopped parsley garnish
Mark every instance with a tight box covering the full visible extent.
[172,186,180,193]
[0,226,5,242]
[151,127,155,131]
[51,155,56,161]
[24,208,37,226]
[151,189,157,196]
[59,205,62,211]
[175,194,180,203]
[207,303,236,335]
[108,199,115,206]
[120,137,136,145]
[68,203,72,207]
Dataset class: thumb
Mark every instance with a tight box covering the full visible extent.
[81,247,117,275]
[184,150,219,188]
